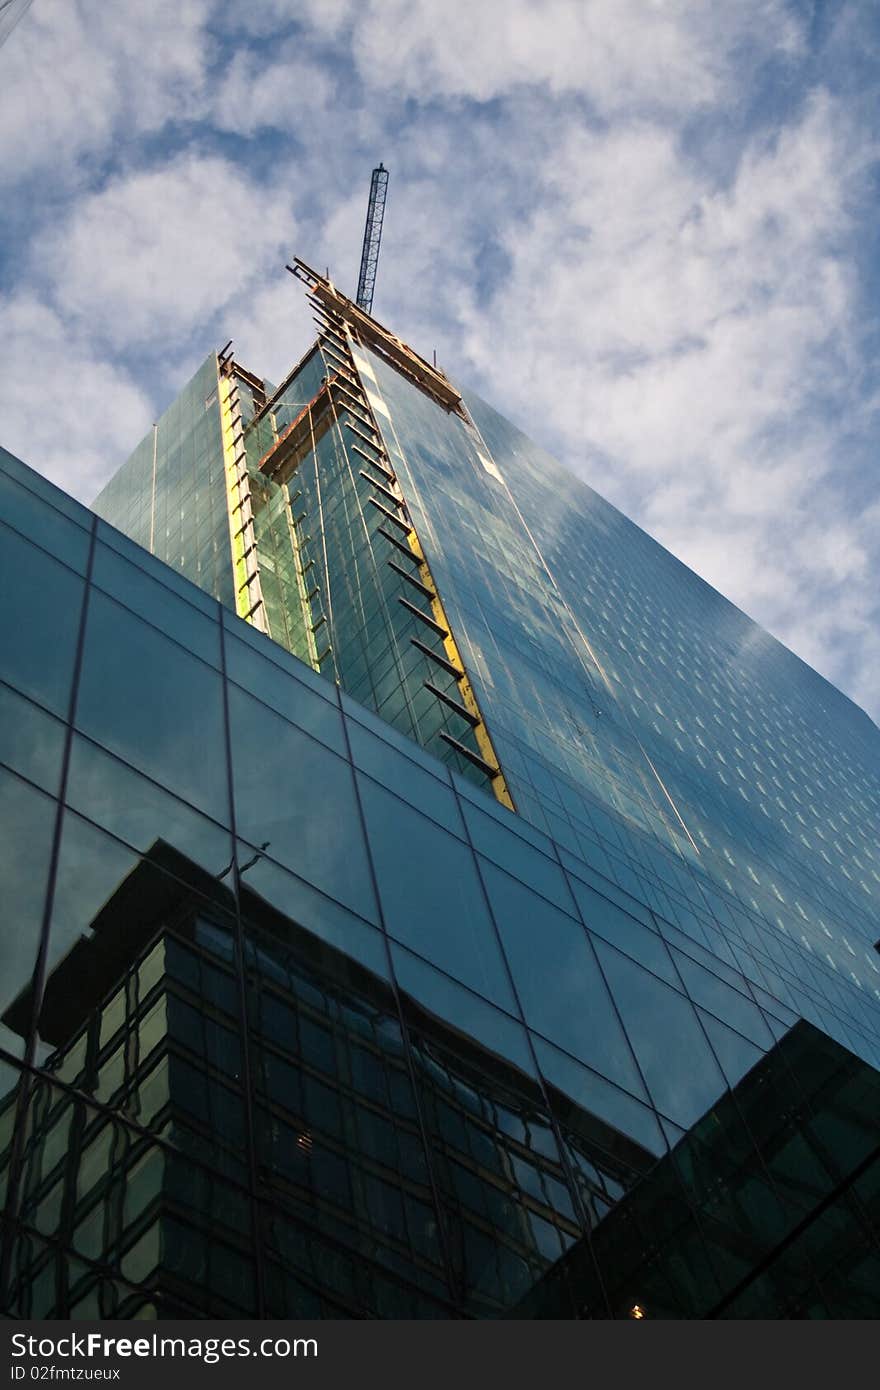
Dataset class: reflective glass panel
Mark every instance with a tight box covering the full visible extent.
[0,529,85,717]
[0,769,57,1059]
[483,859,647,1098]
[594,939,728,1128]
[76,590,229,821]
[228,685,377,923]
[358,776,515,1009]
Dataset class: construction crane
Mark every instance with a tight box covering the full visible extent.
[355,164,389,316]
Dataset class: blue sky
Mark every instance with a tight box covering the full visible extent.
[1,0,878,718]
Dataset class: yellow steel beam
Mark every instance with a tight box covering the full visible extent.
[405,528,515,812]
[219,372,252,622]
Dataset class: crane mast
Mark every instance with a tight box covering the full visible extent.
[355,164,389,316]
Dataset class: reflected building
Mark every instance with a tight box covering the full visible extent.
[515,1020,880,1319]
[1,842,648,1318]
[1,260,879,1317]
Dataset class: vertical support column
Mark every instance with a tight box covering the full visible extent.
[219,365,270,635]
[405,528,515,812]
[312,303,516,811]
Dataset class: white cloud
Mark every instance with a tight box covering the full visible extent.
[35,154,295,347]
[211,47,338,138]
[224,274,317,384]
[0,293,152,499]
[345,0,801,113]
[0,0,213,184]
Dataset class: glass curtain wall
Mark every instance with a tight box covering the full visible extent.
[1,444,839,1319]
[353,348,880,1082]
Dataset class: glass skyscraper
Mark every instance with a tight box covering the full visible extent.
[1,261,878,1319]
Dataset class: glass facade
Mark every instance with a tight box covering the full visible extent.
[515,1020,880,1319]
[2,266,879,1318]
[356,349,880,1078]
[93,356,234,612]
[0,448,659,1316]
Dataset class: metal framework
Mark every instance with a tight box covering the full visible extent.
[355,164,389,315]
[262,267,515,809]
[289,258,464,415]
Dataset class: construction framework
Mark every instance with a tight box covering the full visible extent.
[244,261,516,810]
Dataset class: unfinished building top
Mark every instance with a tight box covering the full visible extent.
[289,257,465,417]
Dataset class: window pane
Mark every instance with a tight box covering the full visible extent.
[533,1035,666,1160]
[698,1011,766,1090]
[392,945,534,1074]
[229,686,377,924]
[462,801,575,912]
[346,718,464,837]
[594,939,727,1128]
[483,859,647,1098]
[0,467,91,573]
[245,915,446,1314]
[66,735,232,871]
[91,541,221,668]
[570,877,679,985]
[0,769,56,1059]
[0,685,65,796]
[37,812,241,1084]
[672,950,774,1048]
[454,771,559,855]
[96,520,218,616]
[236,847,388,978]
[76,590,229,821]
[225,631,345,756]
[0,528,84,716]
[359,777,515,1010]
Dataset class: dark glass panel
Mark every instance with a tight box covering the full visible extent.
[359,776,515,1009]
[403,1007,582,1317]
[229,685,378,924]
[392,945,535,1076]
[260,1201,453,1318]
[0,768,57,1060]
[1,1230,129,1320]
[672,949,775,1048]
[66,735,233,871]
[594,939,728,1128]
[485,860,647,1097]
[0,527,85,717]
[96,520,219,617]
[0,683,66,796]
[34,815,249,1167]
[532,1036,666,1161]
[0,466,91,573]
[462,801,575,912]
[698,1011,765,1090]
[346,715,464,836]
[453,771,559,855]
[240,850,387,986]
[76,590,229,820]
[91,540,222,667]
[0,446,93,531]
[242,905,448,1315]
[2,1068,255,1317]
[225,629,346,755]
[570,876,679,985]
